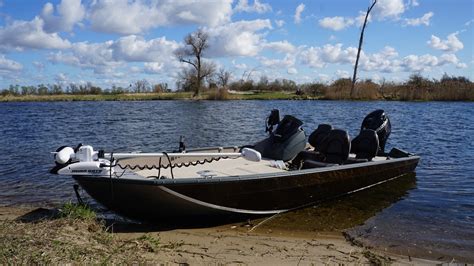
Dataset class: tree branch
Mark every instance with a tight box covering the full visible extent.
[180,58,197,70]
[351,0,377,98]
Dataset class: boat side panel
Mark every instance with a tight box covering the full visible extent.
[75,178,247,221]
[166,157,419,210]
[75,157,418,219]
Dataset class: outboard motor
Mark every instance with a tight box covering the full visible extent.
[265,109,280,134]
[360,109,391,154]
[254,114,306,161]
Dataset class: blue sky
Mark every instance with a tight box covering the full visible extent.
[0,0,472,89]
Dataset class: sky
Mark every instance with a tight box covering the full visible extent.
[0,0,472,89]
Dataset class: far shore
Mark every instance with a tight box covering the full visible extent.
[0,91,312,102]
[1,91,473,102]
[0,205,444,264]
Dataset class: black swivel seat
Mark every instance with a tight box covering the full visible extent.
[293,124,332,168]
[308,124,333,151]
[319,129,351,164]
[351,129,379,161]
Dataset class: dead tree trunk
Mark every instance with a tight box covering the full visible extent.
[351,0,377,98]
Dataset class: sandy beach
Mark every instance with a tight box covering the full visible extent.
[0,205,440,264]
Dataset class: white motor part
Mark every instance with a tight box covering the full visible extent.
[76,145,96,162]
[56,147,75,164]
[57,161,112,176]
[241,148,262,162]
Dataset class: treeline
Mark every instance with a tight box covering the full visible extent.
[1,80,171,97]
[224,73,473,101]
[1,74,472,101]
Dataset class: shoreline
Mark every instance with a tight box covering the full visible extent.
[0,205,440,264]
[1,92,473,102]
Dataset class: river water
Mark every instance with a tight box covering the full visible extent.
[0,100,473,261]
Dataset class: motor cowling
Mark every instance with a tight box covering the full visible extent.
[254,115,306,161]
[51,145,112,176]
[360,109,391,155]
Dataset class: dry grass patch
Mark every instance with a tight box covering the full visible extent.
[0,204,172,264]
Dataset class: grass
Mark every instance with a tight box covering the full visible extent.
[2,82,472,102]
[0,203,179,264]
[58,202,96,220]
[0,91,319,102]
[0,92,194,102]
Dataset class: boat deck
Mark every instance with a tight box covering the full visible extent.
[133,157,287,179]
[117,153,389,180]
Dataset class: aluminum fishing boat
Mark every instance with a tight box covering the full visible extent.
[50,109,419,222]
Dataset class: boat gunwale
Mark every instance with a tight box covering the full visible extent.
[74,155,420,186]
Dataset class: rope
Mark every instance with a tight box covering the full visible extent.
[109,152,115,203]
[113,155,231,179]
[162,152,174,179]
[115,156,229,171]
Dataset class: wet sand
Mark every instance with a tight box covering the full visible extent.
[0,205,438,264]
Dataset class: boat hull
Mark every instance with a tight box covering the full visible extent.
[74,156,419,221]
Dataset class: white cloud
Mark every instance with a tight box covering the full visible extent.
[33,61,45,71]
[0,17,71,51]
[439,53,467,68]
[48,41,118,74]
[144,62,164,74]
[232,60,247,70]
[0,55,23,72]
[409,0,420,7]
[336,70,350,78]
[287,67,297,74]
[319,16,354,31]
[403,12,433,26]
[259,54,295,68]
[54,72,68,83]
[234,0,272,13]
[275,19,285,27]
[48,35,180,74]
[89,0,233,35]
[300,44,466,74]
[206,19,272,57]
[294,3,305,24]
[428,32,464,52]
[263,40,295,53]
[373,0,405,20]
[111,35,180,62]
[318,73,330,83]
[300,43,357,68]
[401,54,438,71]
[41,0,85,32]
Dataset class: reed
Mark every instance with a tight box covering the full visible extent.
[206,88,230,100]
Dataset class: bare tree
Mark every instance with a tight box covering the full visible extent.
[175,29,214,96]
[351,0,377,98]
[216,68,231,89]
[133,79,150,93]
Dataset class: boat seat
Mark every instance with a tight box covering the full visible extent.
[290,150,325,169]
[302,159,337,169]
[350,129,379,161]
[308,124,332,151]
[293,129,351,168]
[319,129,351,164]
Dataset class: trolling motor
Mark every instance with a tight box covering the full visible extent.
[265,109,280,134]
[50,144,114,176]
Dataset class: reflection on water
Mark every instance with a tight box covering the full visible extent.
[250,173,416,234]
